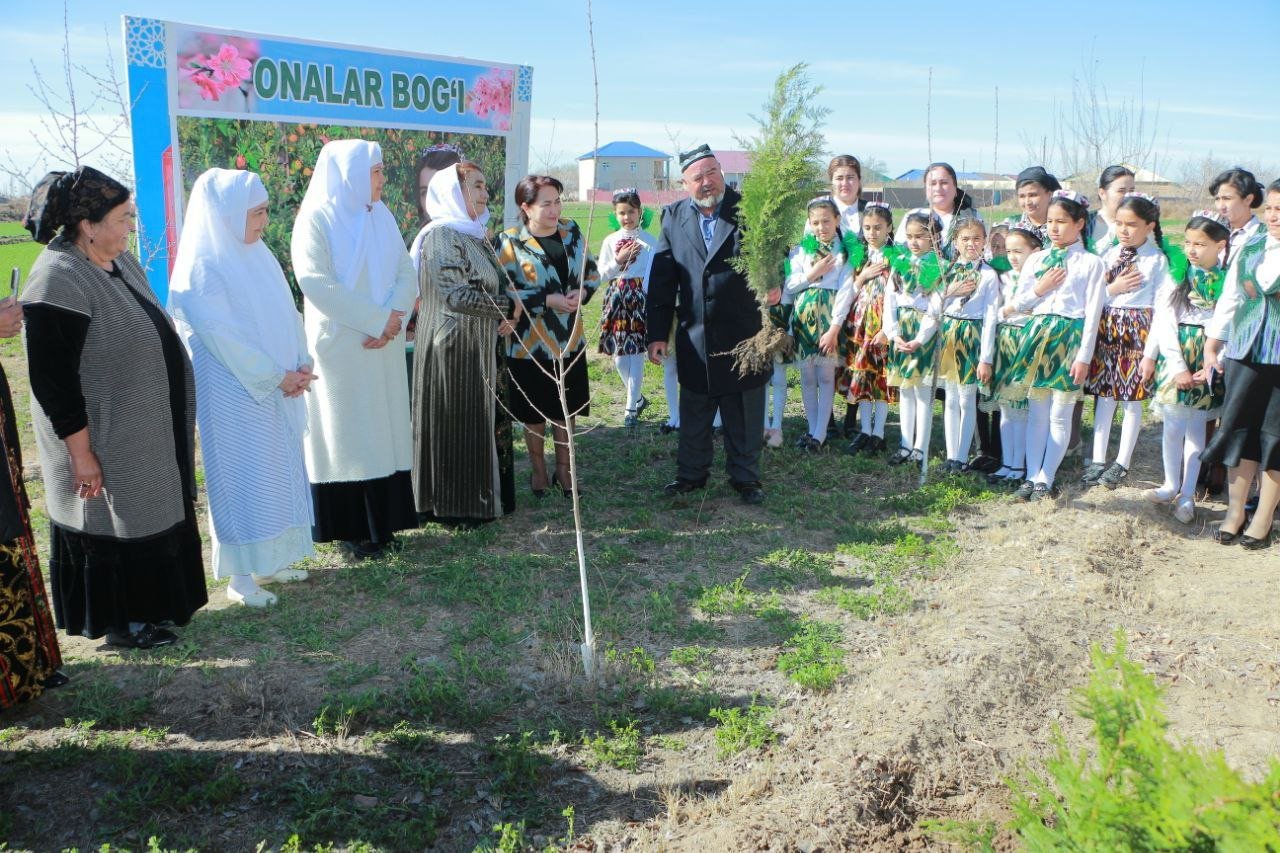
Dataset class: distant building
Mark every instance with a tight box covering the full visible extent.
[884,168,1017,208]
[713,150,752,189]
[1064,164,1182,199]
[576,141,671,201]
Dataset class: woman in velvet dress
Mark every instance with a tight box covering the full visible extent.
[22,166,206,649]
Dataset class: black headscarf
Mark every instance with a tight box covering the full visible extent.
[23,166,131,245]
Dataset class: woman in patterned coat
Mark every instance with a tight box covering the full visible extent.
[495,175,599,498]
[22,166,207,649]
[412,163,518,522]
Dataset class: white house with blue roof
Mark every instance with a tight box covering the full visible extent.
[576,141,671,200]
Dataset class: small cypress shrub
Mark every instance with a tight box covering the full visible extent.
[1009,630,1280,849]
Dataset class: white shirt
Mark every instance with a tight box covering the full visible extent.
[942,264,1000,365]
[1223,215,1263,266]
[882,257,941,345]
[598,228,657,293]
[1013,241,1107,364]
[835,198,863,239]
[784,241,853,304]
[1099,240,1175,310]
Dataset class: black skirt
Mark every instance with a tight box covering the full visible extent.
[311,470,418,545]
[1201,357,1280,470]
[48,503,208,639]
[505,353,591,424]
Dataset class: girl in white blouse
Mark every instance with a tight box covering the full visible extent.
[1082,194,1175,489]
[1008,190,1107,500]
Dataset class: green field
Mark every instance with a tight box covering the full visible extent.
[0,221,27,237]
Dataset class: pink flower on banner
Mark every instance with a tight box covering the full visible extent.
[468,68,513,130]
[179,42,253,101]
[208,43,252,87]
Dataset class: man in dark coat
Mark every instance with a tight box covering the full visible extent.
[647,145,770,504]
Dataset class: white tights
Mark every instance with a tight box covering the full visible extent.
[765,363,788,430]
[1159,409,1208,500]
[858,400,889,438]
[897,385,933,453]
[942,382,978,462]
[798,359,837,443]
[613,354,646,412]
[1092,396,1144,469]
[997,405,1028,476]
[1027,395,1075,487]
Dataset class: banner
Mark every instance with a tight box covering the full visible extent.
[124,17,533,300]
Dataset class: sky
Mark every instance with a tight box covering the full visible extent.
[2,0,1279,189]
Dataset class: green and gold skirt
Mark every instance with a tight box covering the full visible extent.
[1006,314,1085,403]
[791,287,838,362]
[887,307,937,389]
[938,316,982,386]
[981,322,1029,412]
[1154,323,1225,415]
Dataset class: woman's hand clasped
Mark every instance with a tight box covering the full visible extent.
[546,291,581,313]
[279,365,317,398]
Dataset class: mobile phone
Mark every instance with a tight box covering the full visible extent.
[4,268,17,301]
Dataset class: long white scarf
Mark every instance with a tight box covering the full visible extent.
[168,167,306,432]
[298,139,407,304]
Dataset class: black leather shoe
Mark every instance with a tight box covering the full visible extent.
[42,670,71,690]
[107,624,177,650]
[663,478,707,496]
[844,433,869,456]
[657,424,679,435]
[1240,530,1274,550]
[732,481,765,505]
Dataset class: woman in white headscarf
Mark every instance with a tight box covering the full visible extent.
[169,168,315,607]
[413,162,520,522]
[291,140,418,559]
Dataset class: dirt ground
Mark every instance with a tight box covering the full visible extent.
[2,341,1278,851]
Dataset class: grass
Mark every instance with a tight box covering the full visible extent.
[0,249,1003,847]
[776,619,846,691]
[710,699,777,757]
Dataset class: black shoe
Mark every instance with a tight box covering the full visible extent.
[1080,462,1107,486]
[1013,481,1035,502]
[865,435,887,455]
[657,423,679,435]
[663,478,707,496]
[888,447,913,466]
[106,624,177,650]
[42,670,70,690]
[1097,462,1129,490]
[844,433,870,456]
[800,436,825,453]
[968,454,1001,474]
[732,481,765,505]
[634,395,650,416]
[793,433,813,450]
[352,540,385,559]
[1030,483,1060,501]
[1240,530,1274,550]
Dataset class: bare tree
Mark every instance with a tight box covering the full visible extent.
[1,3,136,192]
[1022,44,1161,180]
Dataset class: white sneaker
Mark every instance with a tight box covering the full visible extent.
[253,567,310,585]
[1172,496,1196,525]
[227,586,278,608]
[765,428,783,448]
[1143,487,1177,504]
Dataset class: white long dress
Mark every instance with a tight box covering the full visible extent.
[168,168,315,579]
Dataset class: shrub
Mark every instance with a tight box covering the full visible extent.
[1009,630,1280,849]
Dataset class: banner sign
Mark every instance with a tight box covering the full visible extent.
[124,17,533,299]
